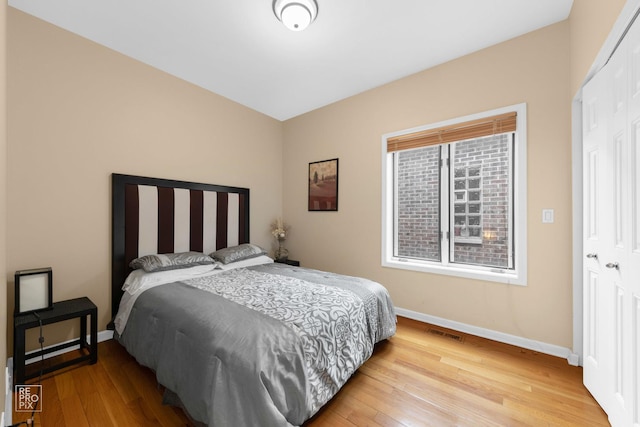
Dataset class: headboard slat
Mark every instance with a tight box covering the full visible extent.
[190,189,204,253]
[157,187,176,254]
[124,184,140,267]
[216,192,229,250]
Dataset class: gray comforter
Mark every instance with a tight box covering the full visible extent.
[116,263,396,426]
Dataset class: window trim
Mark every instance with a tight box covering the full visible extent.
[381,103,527,286]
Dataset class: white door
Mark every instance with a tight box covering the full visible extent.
[582,13,640,427]
[582,53,615,415]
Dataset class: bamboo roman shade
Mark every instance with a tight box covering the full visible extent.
[387,111,517,153]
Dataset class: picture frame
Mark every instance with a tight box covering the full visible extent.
[308,158,339,211]
[14,267,53,316]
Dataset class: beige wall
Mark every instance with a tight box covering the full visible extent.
[282,1,629,350]
[6,9,284,347]
[1,0,7,415]
[569,0,627,96]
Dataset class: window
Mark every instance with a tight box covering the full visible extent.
[382,104,527,285]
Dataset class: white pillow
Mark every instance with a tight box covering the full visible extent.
[123,264,219,294]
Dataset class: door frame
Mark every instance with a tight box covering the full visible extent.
[572,0,640,366]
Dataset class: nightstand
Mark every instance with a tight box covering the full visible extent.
[276,259,300,267]
[13,297,97,385]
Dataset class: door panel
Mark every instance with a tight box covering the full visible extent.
[583,59,614,412]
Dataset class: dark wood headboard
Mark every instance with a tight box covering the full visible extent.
[111,173,250,323]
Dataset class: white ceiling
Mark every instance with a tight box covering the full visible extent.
[9,0,574,121]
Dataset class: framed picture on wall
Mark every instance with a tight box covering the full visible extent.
[308,158,339,211]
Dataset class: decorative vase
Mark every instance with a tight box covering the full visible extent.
[275,240,288,261]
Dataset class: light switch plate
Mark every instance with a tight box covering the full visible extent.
[542,209,554,223]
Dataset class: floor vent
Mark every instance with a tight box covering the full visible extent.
[428,328,464,342]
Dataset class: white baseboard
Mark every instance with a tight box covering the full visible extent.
[395,307,578,365]
[4,330,114,426]
[4,364,10,427]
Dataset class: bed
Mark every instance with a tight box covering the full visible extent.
[110,173,396,426]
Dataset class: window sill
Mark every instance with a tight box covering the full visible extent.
[383,257,526,286]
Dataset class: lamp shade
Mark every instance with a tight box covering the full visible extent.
[14,267,53,316]
[273,0,318,31]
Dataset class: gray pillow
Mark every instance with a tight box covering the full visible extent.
[129,251,215,272]
[210,244,266,265]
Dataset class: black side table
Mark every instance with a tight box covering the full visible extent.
[13,297,98,385]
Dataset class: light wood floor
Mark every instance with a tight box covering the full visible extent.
[12,316,609,426]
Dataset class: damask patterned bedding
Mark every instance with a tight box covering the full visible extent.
[115,258,396,427]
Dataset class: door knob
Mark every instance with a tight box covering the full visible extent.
[586,253,598,259]
[605,262,619,270]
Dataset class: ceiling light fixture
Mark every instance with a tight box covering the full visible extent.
[273,0,318,32]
